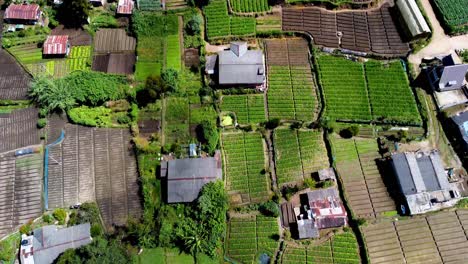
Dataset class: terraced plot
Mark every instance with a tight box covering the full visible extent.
[47,124,141,227]
[275,129,328,185]
[281,232,360,263]
[0,50,31,100]
[266,39,318,121]
[226,215,279,263]
[0,149,43,238]
[0,107,41,153]
[331,136,395,218]
[222,132,269,205]
[221,94,266,124]
[363,210,468,264]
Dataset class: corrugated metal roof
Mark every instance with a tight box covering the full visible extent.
[4,4,40,20]
[218,45,265,85]
[32,223,92,264]
[43,35,69,55]
[396,0,430,38]
[166,151,222,203]
[438,64,468,90]
[117,0,134,15]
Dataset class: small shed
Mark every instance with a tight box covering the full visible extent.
[117,0,134,15]
[318,168,336,181]
[4,4,42,25]
[43,35,70,57]
[395,0,431,39]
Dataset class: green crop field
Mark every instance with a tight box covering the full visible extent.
[204,0,255,39]
[67,46,92,72]
[226,215,279,263]
[267,66,315,121]
[365,61,421,125]
[317,55,420,125]
[166,34,181,71]
[221,94,266,124]
[222,132,269,205]
[281,232,359,263]
[274,129,327,185]
[434,0,468,33]
[164,97,190,144]
[136,0,162,10]
[231,0,270,13]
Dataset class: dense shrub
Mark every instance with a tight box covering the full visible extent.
[37,118,47,128]
[259,201,280,217]
[68,106,112,127]
[42,214,54,224]
[53,208,67,225]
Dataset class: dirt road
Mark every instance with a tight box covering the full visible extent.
[408,0,468,67]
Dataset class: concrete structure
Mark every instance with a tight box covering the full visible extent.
[318,168,336,181]
[206,42,265,87]
[391,151,461,215]
[395,0,431,39]
[43,35,70,57]
[160,151,222,203]
[4,4,41,25]
[20,223,92,264]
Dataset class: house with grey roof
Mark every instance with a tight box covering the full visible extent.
[391,151,461,215]
[395,0,431,39]
[205,42,265,88]
[426,54,468,92]
[160,151,222,203]
[20,223,92,264]
[450,111,468,153]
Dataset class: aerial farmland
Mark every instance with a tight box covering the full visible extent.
[0,0,468,263]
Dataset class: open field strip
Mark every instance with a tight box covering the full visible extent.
[221,94,266,124]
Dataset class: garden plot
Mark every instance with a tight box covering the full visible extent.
[0,107,41,153]
[363,212,468,264]
[0,149,43,238]
[230,0,270,13]
[220,94,266,124]
[331,136,395,218]
[274,129,328,186]
[317,55,421,125]
[433,0,468,34]
[0,50,31,100]
[222,132,269,205]
[46,124,141,227]
[203,0,256,40]
[164,97,190,145]
[226,215,279,263]
[281,232,360,263]
[265,39,318,121]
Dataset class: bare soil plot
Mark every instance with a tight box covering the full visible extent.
[47,124,142,227]
[331,137,395,219]
[363,211,468,264]
[92,53,136,75]
[94,29,136,54]
[0,149,43,238]
[0,107,41,153]
[0,50,31,100]
[184,48,199,68]
[282,4,410,56]
[50,25,92,46]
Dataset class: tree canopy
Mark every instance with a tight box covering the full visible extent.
[58,0,91,27]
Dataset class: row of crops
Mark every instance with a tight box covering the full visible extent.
[267,66,315,121]
[164,97,190,144]
[317,55,421,125]
[222,132,270,205]
[226,215,279,263]
[274,129,328,185]
[204,0,256,39]
[221,94,266,124]
[67,46,92,72]
[230,0,271,13]
[281,232,360,263]
[136,0,162,10]
[433,0,468,33]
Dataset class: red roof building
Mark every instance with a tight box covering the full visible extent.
[43,35,70,56]
[117,0,134,15]
[4,4,41,23]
